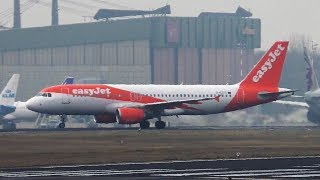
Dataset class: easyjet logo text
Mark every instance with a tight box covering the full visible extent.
[72,87,111,96]
[252,44,286,83]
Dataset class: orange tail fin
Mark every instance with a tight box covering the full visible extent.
[240,41,289,88]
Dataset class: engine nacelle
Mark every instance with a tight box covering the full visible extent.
[94,115,117,124]
[116,108,146,124]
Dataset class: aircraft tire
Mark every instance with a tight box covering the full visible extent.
[140,121,150,129]
[155,121,166,129]
[58,122,65,128]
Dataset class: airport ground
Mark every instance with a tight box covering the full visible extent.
[1,127,320,168]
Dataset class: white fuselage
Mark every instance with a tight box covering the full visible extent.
[26,84,261,116]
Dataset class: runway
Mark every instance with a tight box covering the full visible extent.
[1,156,320,179]
[0,125,318,133]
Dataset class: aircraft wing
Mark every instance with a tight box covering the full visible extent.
[273,100,309,108]
[126,97,217,111]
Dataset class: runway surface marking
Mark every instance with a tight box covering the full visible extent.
[1,156,320,178]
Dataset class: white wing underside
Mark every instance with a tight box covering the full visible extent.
[274,100,309,108]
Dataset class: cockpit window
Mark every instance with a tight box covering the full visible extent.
[36,92,52,97]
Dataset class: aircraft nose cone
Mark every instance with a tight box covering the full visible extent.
[26,98,40,112]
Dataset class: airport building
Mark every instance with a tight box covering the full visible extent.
[0,11,261,100]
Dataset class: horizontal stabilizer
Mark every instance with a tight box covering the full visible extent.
[258,90,297,100]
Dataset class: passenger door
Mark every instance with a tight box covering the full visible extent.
[61,88,71,104]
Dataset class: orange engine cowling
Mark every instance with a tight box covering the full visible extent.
[116,108,145,124]
[94,115,117,124]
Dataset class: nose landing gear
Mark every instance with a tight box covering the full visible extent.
[58,115,67,128]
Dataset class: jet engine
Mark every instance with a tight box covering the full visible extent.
[307,110,320,124]
[116,108,146,124]
[94,115,117,124]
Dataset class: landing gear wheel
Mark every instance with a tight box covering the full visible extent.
[58,122,65,128]
[140,121,150,129]
[58,115,67,128]
[155,120,166,129]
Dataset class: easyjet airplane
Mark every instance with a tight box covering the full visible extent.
[26,41,295,129]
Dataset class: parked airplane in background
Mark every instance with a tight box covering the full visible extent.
[26,41,295,129]
[0,74,38,129]
[0,75,74,130]
[276,46,320,124]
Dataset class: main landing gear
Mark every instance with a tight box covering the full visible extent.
[139,117,166,129]
[139,120,150,129]
[155,119,166,129]
[58,115,67,128]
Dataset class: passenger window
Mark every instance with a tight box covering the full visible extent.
[48,93,52,97]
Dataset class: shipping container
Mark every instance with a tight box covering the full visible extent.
[216,49,224,84]
[35,48,51,65]
[151,17,167,48]
[177,48,199,84]
[202,16,211,48]
[68,45,85,65]
[52,47,68,65]
[85,44,101,65]
[133,40,150,65]
[153,48,176,84]
[247,49,256,72]
[196,17,204,47]
[0,52,2,65]
[20,49,35,65]
[180,18,189,47]
[188,18,197,48]
[101,42,117,65]
[117,41,134,65]
[224,49,232,84]
[224,18,233,48]
[3,51,19,65]
[229,49,237,83]
[201,48,217,84]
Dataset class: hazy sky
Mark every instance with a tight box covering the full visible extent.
[0,0,319,49]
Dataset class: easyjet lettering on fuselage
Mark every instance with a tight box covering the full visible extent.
[252,44,286,83]
[72,87,111,96]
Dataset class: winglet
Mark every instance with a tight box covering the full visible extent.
[240,41,289,88]
[0,74,20,106]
